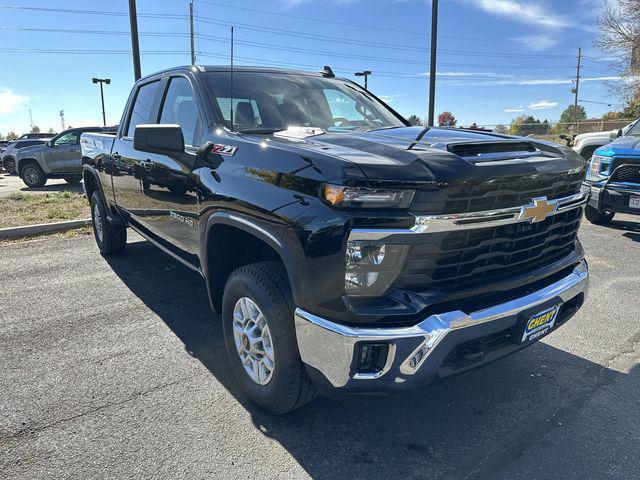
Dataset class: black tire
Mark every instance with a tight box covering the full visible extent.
[579,145,598,160]
[65,176,82,184]
[222,261,317,414]
[90,192,127,254]
[20,162,47,188]
[5,158,16,175]
[585,205,614,225]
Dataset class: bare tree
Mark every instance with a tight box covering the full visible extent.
[596,0,640,102]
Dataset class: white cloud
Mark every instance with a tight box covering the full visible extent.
[466,0,569,29]
[0,88,30,115]
[379,94,401,104]
[514,35,559,51]
[527,100,558,109]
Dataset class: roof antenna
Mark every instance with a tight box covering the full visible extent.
[230,26,234,132]
[319,65,335,78]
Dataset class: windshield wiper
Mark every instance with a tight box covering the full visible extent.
[237,127,285,134]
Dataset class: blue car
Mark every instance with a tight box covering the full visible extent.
[584,118,640,224]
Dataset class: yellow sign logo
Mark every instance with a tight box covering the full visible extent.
[520,197,557,223]
[527,309,556,331]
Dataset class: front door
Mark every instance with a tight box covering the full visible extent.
[135,75,202,258]
[49,131,81,173]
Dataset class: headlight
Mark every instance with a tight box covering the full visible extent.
[322,184,415,209]
[587,154,611,181]
[345,241,409,296]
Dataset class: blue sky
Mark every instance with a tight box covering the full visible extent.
[0,0,621,135]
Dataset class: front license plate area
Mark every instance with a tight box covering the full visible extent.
[629,195,640,209]
[520,304,561,343]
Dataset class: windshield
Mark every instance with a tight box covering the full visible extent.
[626,119,640,137]
[205,72,405,133]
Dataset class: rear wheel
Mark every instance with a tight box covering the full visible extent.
[21,163,47,188]
[222,261,317,414]
[90,192,127,254]
[585,205,614,225]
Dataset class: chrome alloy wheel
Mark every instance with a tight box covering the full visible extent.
[232,297,275,385]
[93,202,103,242]
[23,167,39,186]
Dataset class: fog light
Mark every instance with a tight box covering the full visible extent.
[354,343,390,376]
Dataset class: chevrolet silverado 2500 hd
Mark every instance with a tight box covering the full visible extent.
[81,66,590,414]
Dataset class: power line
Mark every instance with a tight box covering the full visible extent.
[0,5,615,62]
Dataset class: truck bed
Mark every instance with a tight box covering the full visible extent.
[80,132,115,161]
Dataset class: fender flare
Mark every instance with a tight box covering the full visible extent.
[16,156,43,175]
[82,165,124,225]
[201,211,310,310]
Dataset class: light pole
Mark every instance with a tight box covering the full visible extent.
[92,77,111,127]
[355,70,372,90]
[427,0,439,127]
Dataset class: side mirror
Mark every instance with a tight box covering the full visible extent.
[609,129,622,140]
[133,124,184,155]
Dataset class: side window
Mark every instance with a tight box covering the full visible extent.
[159,77,203,147]
[53,132,79,146]
[126,81,160,138]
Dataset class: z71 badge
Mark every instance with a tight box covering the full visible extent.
[521,305,560,342]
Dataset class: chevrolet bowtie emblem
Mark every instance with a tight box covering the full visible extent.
[519,197,557,223]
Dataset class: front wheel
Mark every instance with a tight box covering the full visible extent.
[585,205,614,225]
[222,261,317,414]
[21,163,47,187]
[90,192,127,254]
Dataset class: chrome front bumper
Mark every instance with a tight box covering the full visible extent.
[295,260,589,390]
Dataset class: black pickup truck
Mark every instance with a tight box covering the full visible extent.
[81,65,590,414]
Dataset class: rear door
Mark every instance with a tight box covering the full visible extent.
[48,131,81,173]
[111,79,163,223]
[135,75,202,258]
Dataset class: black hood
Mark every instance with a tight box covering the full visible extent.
[251,126,586,186]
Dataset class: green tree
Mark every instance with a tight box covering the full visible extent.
[30,125,41,133]
[406,114,423,126]
[6,131,18,140]
[494,124,508,134]
[559,105,587,125]
[622,97,640,118]
[47,127,55,133]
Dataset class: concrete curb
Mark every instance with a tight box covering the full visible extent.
[0,219,92,240]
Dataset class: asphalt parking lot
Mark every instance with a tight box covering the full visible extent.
[1,216,639,479]
[0,172,83,198]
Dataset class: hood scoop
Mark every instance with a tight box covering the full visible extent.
[436,140,550,163]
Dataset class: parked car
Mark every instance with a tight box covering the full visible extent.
[81,65,589,414]
[15,126,117,188]
[1,139,47,174]
[18,132,56,140]
[583,119,640,224]
[571,118,639,159]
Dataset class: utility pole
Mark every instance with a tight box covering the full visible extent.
[427,0,439,127]
[355,71,371,90]
[92,78,111,127]
[189,0,196,65]
[572,47,582,126]
[28,109,34,130]
[59,110,65,131]
[128,0,142,80]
